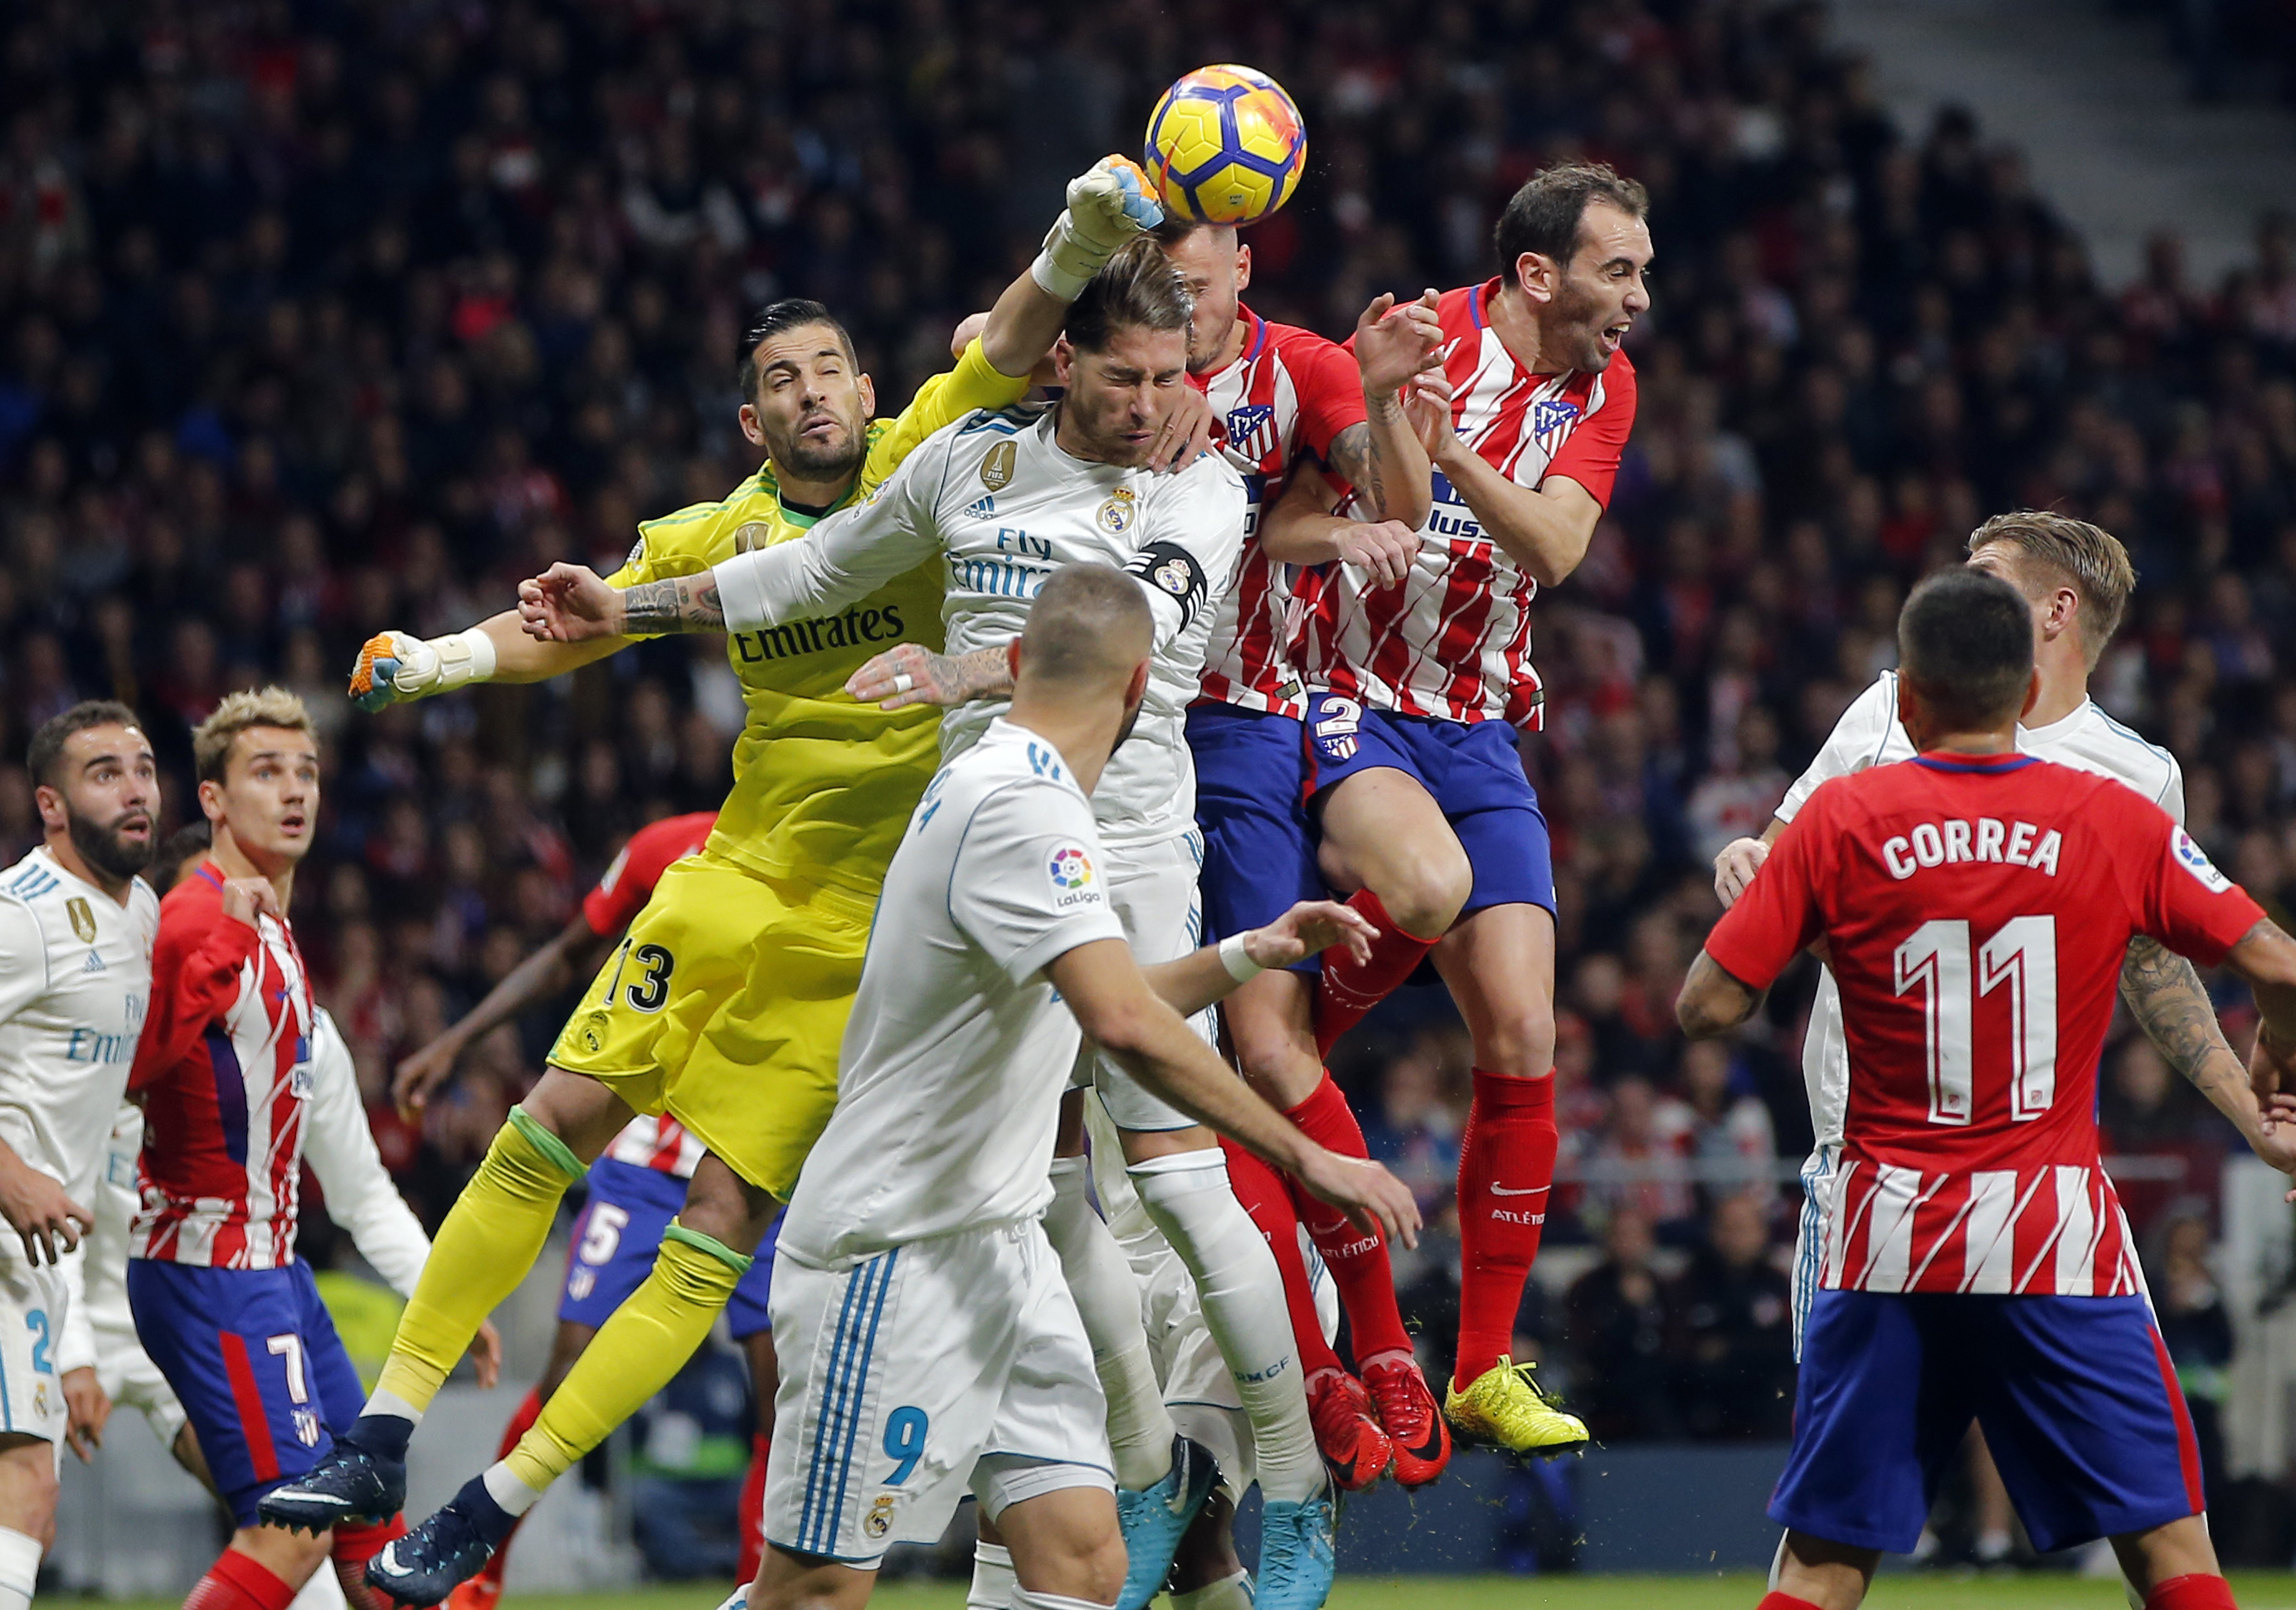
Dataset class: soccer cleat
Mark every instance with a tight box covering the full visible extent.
[1115,1435,1219,1610]
[367,1481,505,1608]
[1306,1369,1392,1491]
[1443,1355,1589,1458]
[1254,1487,1337,1610]
[1361,1354,1452,1487]
[258,1441,406,1534]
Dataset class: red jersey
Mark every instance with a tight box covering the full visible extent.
[1305,277,1637,729]
[1706,752,2264,1297]
[129,863,318,1269]
[584,812,715,1179]
[1194,307,1365,718]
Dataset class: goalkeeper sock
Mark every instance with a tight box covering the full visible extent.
[1043,1157,1174,1491]
[466,1389,543,1594]
[369,1110,583,1423]
[503,1223,748,1495]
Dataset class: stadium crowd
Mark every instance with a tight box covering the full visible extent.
[2,0,2294,1465]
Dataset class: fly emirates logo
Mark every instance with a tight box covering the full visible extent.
[1880,816,2063,882]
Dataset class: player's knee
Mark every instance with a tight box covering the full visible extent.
[679,1161,777,1252]
[1227,1000,1321,1104]
[0,1437,60,1535]
[1479,997,1555,1077]
[1370,841,1471,940]
[1068,1525,1129,1607]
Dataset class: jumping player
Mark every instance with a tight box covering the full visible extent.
[1680,567,2296,1610]
[1258,160,1650,1452]
[388,810,785,1608]
[0,703,160,1610]
[744,563,1415,1610]
[518,241,1347,1609]
[263,159,1183,1596]
[129,689,494,1610]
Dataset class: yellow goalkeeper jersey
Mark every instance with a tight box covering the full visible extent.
[605,339,1029,898]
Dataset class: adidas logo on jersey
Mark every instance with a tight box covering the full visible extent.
[81,951,105,974]
[966,494,996,519]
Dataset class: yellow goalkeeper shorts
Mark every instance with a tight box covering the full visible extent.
[549,849,873,1199]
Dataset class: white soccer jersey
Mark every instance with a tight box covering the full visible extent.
[713,406,1248,849]
[776,720,1126,1268]
[0,849,157,1220]
[1780,671,2186,1150]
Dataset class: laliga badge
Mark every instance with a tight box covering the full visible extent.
[1096,486,1137,534]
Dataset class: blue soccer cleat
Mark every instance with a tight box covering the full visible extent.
[366,1477,514,1608]
[258,1439,406,1534]
[1255,1486,1336,1610]
[1115,1435,1219,1610]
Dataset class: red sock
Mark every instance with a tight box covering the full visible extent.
[1221,1138,1345,1379]
[331,1515,410,1610]
[461,1387,544,1592]
[2148,1575,2238,1610]
[1756,1595,1823,1610]
[184,1549,296,1610]
[736,1430,771,1585]
[1280,1073,1415,1362]
[1452,1069,1559,1389]
[1313,890,1441,1056]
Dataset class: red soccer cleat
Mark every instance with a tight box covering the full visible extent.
[444,1574,503,1610]
[1362,1352,1452,1488]
[1307,1369,1394,1491]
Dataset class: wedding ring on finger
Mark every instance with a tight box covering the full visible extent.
[892,671,915,695]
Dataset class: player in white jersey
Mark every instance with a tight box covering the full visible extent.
[519,241,1339,1609]
[0,703,160,1610]
[745,566,1414,1610]
[1712,513,2242,1352]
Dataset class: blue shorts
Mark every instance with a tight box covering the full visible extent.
[562,1158,778,1339]
[1186,702,1321,966]
[127,1258,367,1527]
[1301,694,1554,916]
[1772,1291,2205,1554]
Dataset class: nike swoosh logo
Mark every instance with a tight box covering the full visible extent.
[1489,1184,1549,1197]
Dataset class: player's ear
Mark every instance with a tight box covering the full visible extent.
[1052,338,1076,387]
[197,778,226,824]
[737,402,766,450]
[856,372,877,421]
[1234,243,1253,294]
[1126,659,1150,709]
[31,784,63,834]
[1515,250,1555,304]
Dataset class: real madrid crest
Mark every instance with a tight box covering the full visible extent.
[980,440,1016,493]
[1096,485,1137,535]
[863,1494,898,1539]
[66,897,95,946]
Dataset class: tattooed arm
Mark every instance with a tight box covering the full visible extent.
[2120,934,2286,1152]
[847,642,1014,710]
[1334,289,1442,530]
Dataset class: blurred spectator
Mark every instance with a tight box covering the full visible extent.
[1564,1208,1681,1442]
[1581,1075,1696,1235]
[1679,1040,1777,1211]
[1668,1194,1795,1440]
[2149,1208,2234,1506]
[1359,1029,1465,1222]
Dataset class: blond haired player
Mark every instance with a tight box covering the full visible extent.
[263,159,1204,1599]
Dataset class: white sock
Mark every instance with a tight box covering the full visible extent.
[968,1541,1017,1610]
[482,1461,547,1519]
[1045,1157,1175,1491]
[288,1556,348,1610]
[0,1526,37,1610]
[358,1388,423,1428]
[1170,1570,1254,1610]
[1010,1591,1115,1610]
[1128,1150,1319,1504]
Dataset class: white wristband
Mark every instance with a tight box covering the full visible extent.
[1218,932,1263,984]
[421,629,496,693]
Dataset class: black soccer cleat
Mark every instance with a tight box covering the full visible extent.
[365,1480,508,1608]
[259,1441,406,1535]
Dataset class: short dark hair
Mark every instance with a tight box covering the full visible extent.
[156,821,212,893]
[1493,162,1650,277]
[735,299,859,402]
[27,700,143,789]
[1066,237,1194,354]
[1898,570,2035,730]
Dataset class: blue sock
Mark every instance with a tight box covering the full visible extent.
[457,1474,521,1547]
[348,1413,413,1462]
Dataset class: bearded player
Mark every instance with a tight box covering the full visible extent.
[264,161,1191,1600]
[1682,568,2296,1610]
[1254,161,1648,1453]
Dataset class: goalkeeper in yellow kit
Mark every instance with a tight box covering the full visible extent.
[261,158,1199,1599]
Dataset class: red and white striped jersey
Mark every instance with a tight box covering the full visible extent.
[129,863,317,1270]
[1705,751,2264,1297]
[585,811,717,1180]
[1305,278,1637,729]
[1194,307,1364,718]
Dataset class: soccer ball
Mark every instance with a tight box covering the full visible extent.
[1143,65,1307,226]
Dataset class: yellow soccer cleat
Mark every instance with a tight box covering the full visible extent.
[1443,1355,1590,1457]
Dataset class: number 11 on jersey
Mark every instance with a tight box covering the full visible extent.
[1893,917,2060,1126]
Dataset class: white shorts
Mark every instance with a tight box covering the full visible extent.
[763,1218,1113,1566]
[0,1257,69,1451]
[1072,829,1219,1132]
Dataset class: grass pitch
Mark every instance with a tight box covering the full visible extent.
[100,1576,2295,1610]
